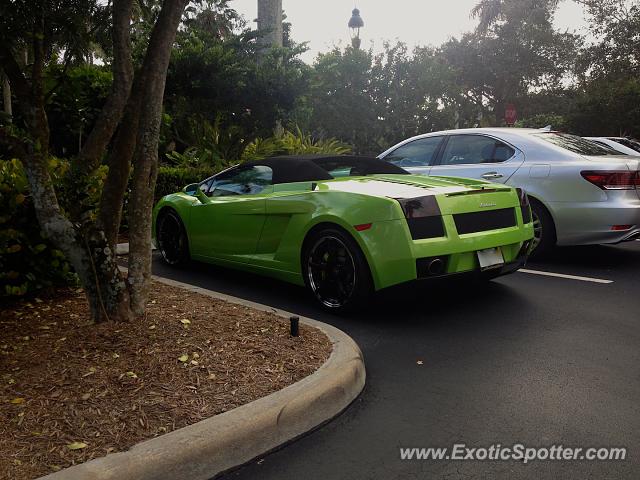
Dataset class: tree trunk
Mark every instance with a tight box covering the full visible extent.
[0,0,187,322]
[127,0,188,314]
[17,101,132,322]
[75,0,134,173]
[1,71,11,119]
[257,0,283,57]
[98,76,144,248]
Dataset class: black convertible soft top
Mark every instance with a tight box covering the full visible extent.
[242,155,409,184]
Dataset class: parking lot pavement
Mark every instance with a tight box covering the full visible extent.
[150,242,640,480]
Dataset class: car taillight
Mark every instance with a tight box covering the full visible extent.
[515,188,532,223]
[396,196,445,240]
[581,170,640,190]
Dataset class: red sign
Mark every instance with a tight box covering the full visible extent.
[505,104,517,125]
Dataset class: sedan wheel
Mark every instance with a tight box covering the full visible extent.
[529,199,556,258]
[531,209,543,252]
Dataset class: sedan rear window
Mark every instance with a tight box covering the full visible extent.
[534,133,624,156]
[610,137,640,153]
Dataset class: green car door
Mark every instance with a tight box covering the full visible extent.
[189,165,273,261]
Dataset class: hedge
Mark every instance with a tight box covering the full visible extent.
[0,160,214,297]
[0,159,76,297]
[154,166,213,202]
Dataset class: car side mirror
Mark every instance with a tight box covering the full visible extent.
[183,183,199,195]
[194,187,212,204]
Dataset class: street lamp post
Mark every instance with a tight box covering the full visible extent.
[348,8,364,49]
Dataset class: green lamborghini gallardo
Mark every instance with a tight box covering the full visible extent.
[153,155,534,311]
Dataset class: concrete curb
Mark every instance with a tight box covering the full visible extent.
[116,243,156,255]
[40,275,365,480]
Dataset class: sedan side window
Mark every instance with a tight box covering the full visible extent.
[440,135,515,166]
[384,137,443,167]
[210,165,273,197]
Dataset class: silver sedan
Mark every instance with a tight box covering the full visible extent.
[379,128,640,254]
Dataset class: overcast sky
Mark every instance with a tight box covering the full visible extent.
[231,0,588,63]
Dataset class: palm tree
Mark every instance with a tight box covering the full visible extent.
[257,0,282,49]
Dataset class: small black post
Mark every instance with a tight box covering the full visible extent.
[290,316,299,337]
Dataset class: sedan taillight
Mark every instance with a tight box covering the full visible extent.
[515,188,532,223]
[515,187,530,207]
[581,170,640,190]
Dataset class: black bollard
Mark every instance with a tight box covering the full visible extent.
[290,316,299,337]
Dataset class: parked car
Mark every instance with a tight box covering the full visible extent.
[379,128,640,254]
[584,137,640,156]
[153,155,533,312]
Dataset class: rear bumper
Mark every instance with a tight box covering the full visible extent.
[356,215,534,291]
[416,252,528,282]
[550,198,640,246]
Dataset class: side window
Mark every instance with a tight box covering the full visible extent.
[198,178,214,195]
[440,135,515,166]
[210,165,273,197]
[384,137,443,167]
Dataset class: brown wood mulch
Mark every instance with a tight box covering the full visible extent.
[0,282,332,480]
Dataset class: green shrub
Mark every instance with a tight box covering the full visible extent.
[0,155,216,296]
[0,159,76,297]
[154,166,214,201]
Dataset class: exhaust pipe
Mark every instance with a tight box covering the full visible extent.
[427,258,445,276]
[416,256,449,278]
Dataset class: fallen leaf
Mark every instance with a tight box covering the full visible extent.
[81,393,91,401]
[112,353,120,359]
[67,441,88,450]
[10,397,25,404]
[208,373,217,380]
[178,354,189,363]
[125,371,138,379]
[148,325,156,330]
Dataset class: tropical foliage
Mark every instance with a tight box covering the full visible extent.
[1,0,640,303]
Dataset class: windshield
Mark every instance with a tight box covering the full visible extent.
[534,133,625,156]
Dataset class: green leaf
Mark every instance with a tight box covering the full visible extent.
[66,442,88,450]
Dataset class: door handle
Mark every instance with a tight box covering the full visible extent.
[481,172,504,180]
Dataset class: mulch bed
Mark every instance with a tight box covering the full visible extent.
[0,282,332,480]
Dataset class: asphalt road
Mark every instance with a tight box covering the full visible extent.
[151,241,640,480]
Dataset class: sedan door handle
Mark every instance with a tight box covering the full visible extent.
[481,172,504,180]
